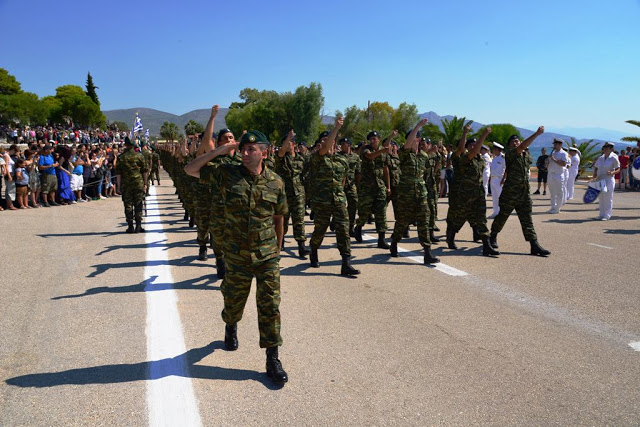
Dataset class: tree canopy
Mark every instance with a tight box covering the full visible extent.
[160,121,181,142]
[184,119,204,136]
[85,72,100,107]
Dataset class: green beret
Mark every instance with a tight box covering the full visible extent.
[239,130,269,149]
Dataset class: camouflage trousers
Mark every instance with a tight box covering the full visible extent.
[150,168,160,184]
[209,214,225,258]
[195,194,212,247]
[446,186,489,237]
[356,187,387,232]
[221,256,282,348]
[490,185,537,241]
[345,185,358,230]
[122,189,145,223]
[310,201,351,256]
[388,186,399,223]
[284,190,306,243]
[391,192,431,247]
[427,185,438,229]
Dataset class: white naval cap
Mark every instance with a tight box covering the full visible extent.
[492,142,504,150]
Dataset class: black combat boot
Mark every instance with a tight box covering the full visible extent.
[266,347,288,384]
[353,225,363,243]
[403,226,410,238]
[377,232,390,249]
[216,258,226,279]
[530,240,551,256]
[340,255,360,276]
[309,210,314,220]
[446,228,458,250]
[424,247,440,264]
[430,230,440,243]
[126,221,135,234]
[298,241,310,258]
[188,216,194,228]
[472,226,481,243]
[349,226,355,237]
[183,211,188,221]
[329,220,335,231]
[310,247,319,268]
[482,237,500,256]
[198,245,208,261]
[433,225,440,232]
[224,323,238,351]
[367,214,373,224]
[135,221,145,233]
[390,240,399,257]
[489,233,499,249]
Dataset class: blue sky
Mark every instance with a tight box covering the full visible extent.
[1,0,638,136]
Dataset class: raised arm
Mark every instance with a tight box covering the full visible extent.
[455,123,471,157]
[319,117,343,156]
[184,141,238,178]
[404,118,428,152]
[517,126,544,155]
[467,127,491,160]
[197,105,218,156]
[279,129,295,158]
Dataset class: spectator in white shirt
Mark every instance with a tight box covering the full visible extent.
[592,142,620,221]
[547,139,569,213]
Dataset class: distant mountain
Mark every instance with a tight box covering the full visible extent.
[104,106,626,151]
[103,107,229,136]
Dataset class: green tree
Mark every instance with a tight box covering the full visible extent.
[85,72,100,106]
[391,102,419,135]
[160,121,180,142]
[0,68,22,95]
[281,82,324,143]
[52,84,105,127]
[109,121,130,132]
[421,122,444,142]
[473,123,521,147]
[621,120,640,144]
[184,119,204,136]
[440,116,472,148]
[0,91,48,125]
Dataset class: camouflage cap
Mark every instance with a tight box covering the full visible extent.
[239,130,270,149]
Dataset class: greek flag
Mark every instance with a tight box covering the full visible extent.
[133,115,143,133]
[144,129,150,137]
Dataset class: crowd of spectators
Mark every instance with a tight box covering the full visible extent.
[1,140,125,211]
[615,146,640,190]
[0,125,129,146]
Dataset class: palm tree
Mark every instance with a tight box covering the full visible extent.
[440,116,472,148]
[621,120,640,144]
[565,137,600,177]
[160,121,180,143]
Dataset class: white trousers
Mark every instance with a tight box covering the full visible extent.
[490,177,502,216]
[599,176,615,219]
[548,172,565,211]
[562,170,569,204]
[567,169,578,200]
[483,170,490,197]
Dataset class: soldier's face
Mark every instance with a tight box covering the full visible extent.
[369,136,380,148]
[241,143,267,169]
[219,132,235,146]
[340,143,350,153]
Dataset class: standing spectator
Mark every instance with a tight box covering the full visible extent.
[533,147,548,195]
[618,149,629,190]
[14,158,30,209]
[38,144,59,207]
[25,149,41,207]
[70,147,86,202]
[592,142,620,221]
[3,144,19,210]
[0,149,5,211]
[547,139,568,213]
[566,147,581,200]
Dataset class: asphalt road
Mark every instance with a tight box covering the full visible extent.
[1,172,639,426]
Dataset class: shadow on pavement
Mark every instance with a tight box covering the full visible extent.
[96,239,197,256]
[87,255,211,278]
[603,229,640,235]
[52,274,220,300]
[5,341,281,390]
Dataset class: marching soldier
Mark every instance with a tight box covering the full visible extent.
[184,130,289,385]
[115,137,149,233]
[337,137,361,236]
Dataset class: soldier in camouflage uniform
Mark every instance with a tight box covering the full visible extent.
[445,125,498,256]
[115,137,149,233]
[337,137,360,236]
[353,130,394,249]
[422,138,442,243]
[308,119,360,276]
[385,139,401,226]
[185,130,289,385]
[264,145,276,170]
[150,147,160,185]
[489,128,550,256]
[389,119,440,264]
[276,131,310,258]
[140,144,153,195]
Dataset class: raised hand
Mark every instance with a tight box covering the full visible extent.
[484,126,492,135]
[418,118,428,127]
[464,124,471,133]
[287,129,296,140]
[536,126,545,134]
[335,117,344,128]
[218,141,238,155]
[391,129,399,137]
[211,105,219,118]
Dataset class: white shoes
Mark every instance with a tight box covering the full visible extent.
[547,209,560,214]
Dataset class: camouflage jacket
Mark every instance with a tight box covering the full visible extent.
[360,145,388,192]
[275,152,304,196]
[397,149,428,197]
[151,152,160,170]
[200,151,243,209]
[115,148,148,192]
[423,152,441,187]
[387,153,401,188]
[336,151,360,190]
[310,152,348,206]
[455,151,484,190]
[503,147,533,190]
[211,163,288,264]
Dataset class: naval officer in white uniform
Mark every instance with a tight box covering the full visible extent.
[593,142,620,221]
[488,142,506,219]
[547,138,569,213]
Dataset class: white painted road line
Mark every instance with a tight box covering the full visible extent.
[630,342,640,352]
[362,233,468,277]
[144,186,202,427]
[587,243,614,250]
